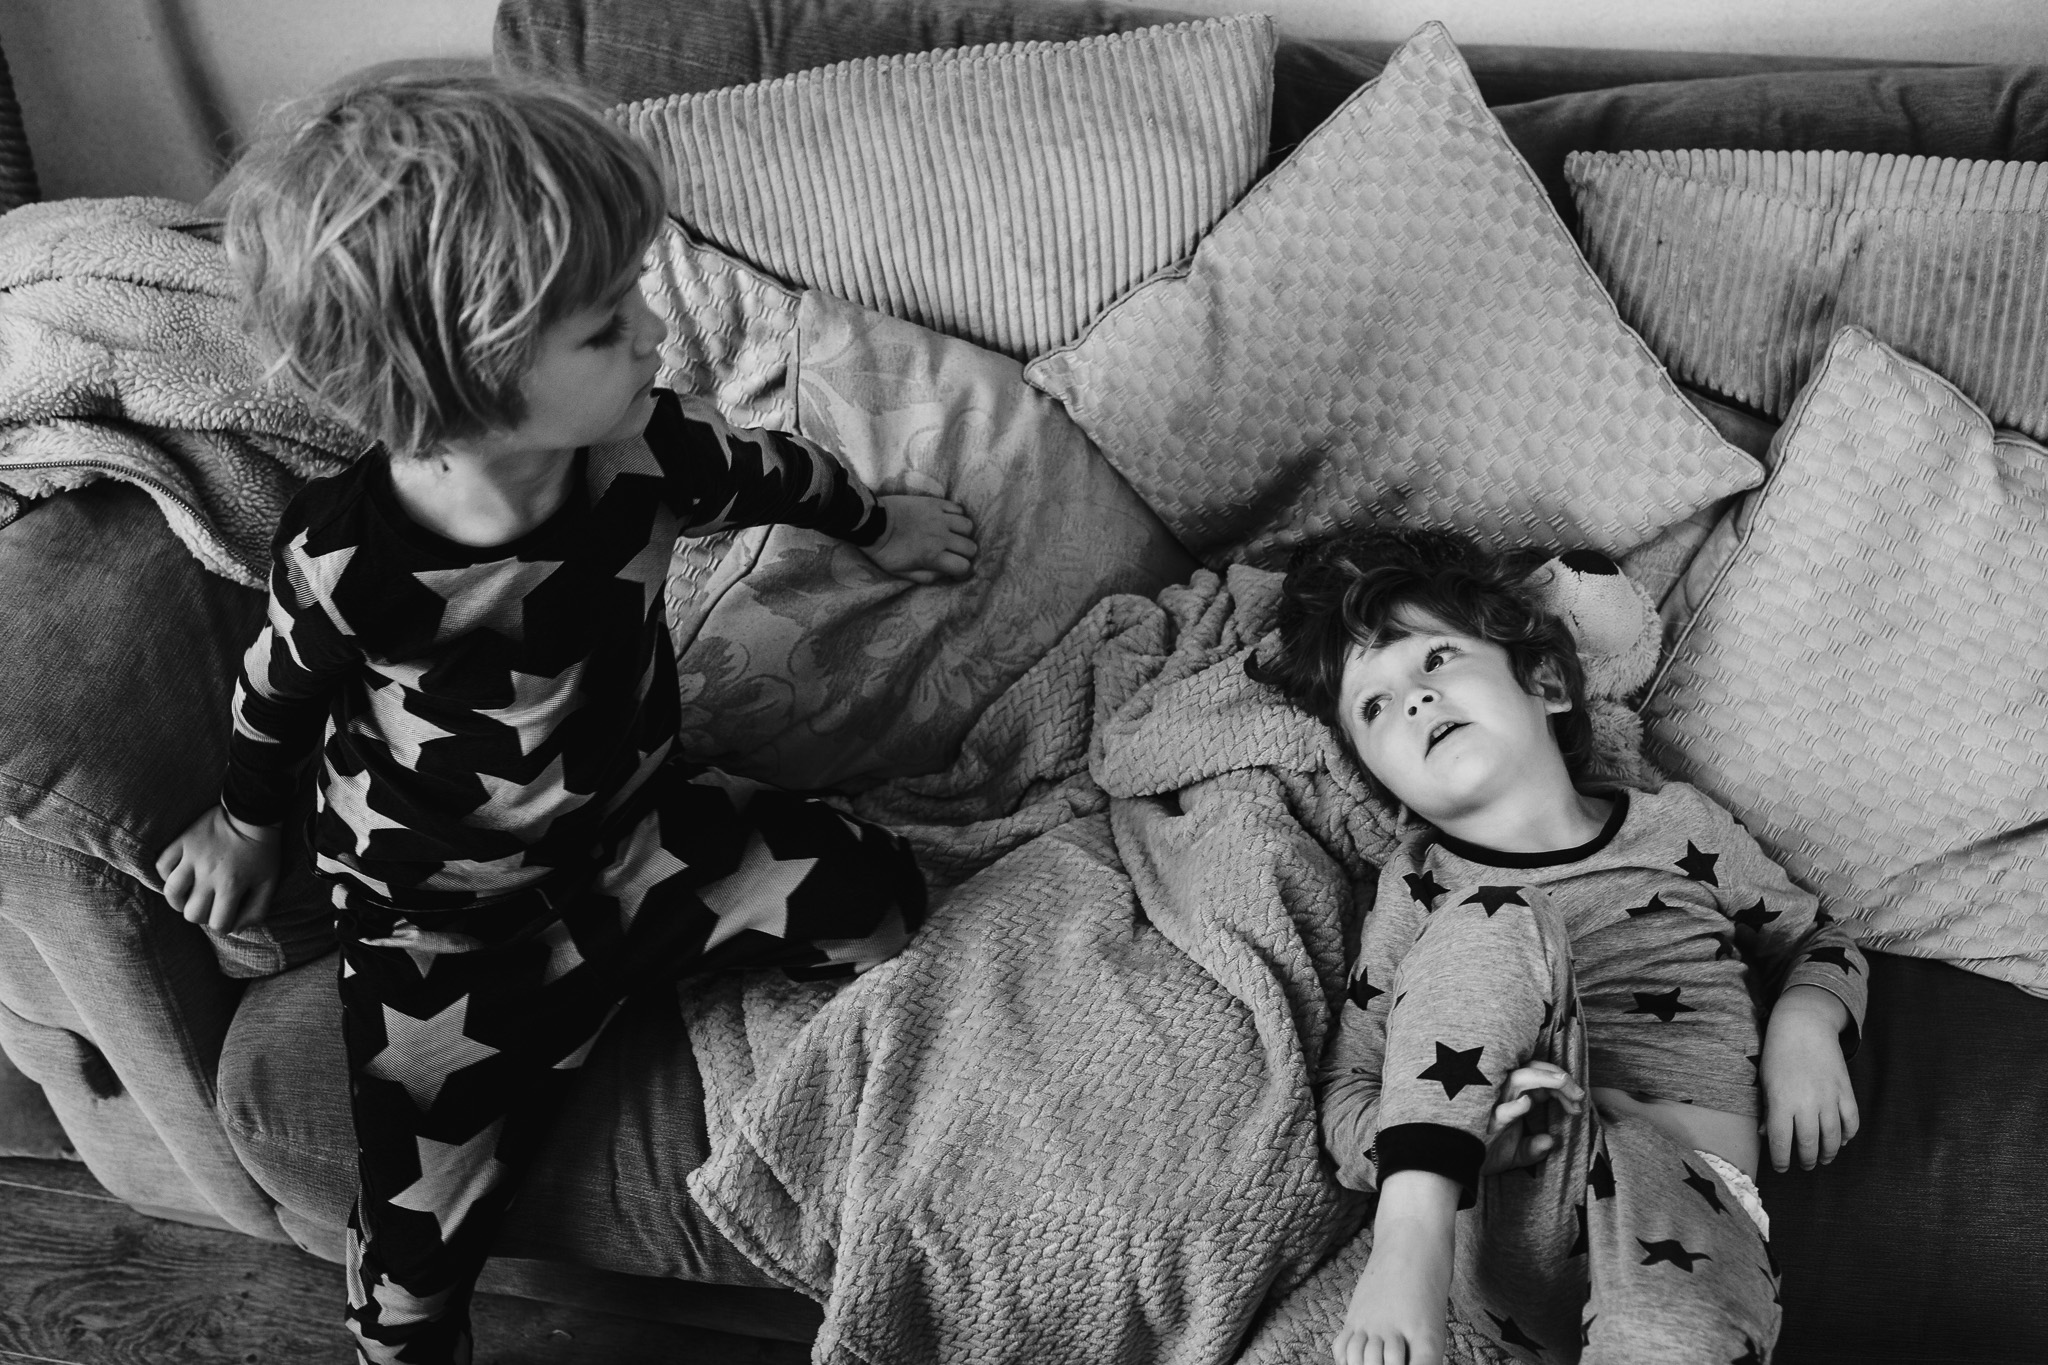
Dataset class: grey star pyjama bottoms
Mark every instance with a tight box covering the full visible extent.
[1364,885,1781,1365]
[335,758,925,1365]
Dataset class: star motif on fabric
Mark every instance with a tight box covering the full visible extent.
[1638,1237,1712,1272]
[616,535,671,623]
[356,686,457,769]
[1485,1312,1547,1354]
[1581,1315,1596,1348]
[1682,1163,1729,1215]
[1803,945,1861,974]
[1589,1145,1616,1199]
[688,766,770,811]
[554,1001,623,1072]
[815,904,911,972]
[362,994,501,1111]
[1627,987,1697,1023]
[1624,893,1674,917]
[601,810,688,931]
[701,832,818,951]
[1569,1200,1588,1256]
[284,529,357,635]
[1731,1337,1765,1365]
[420,851,533,892]
[1731,899,1782,933]
[1418,1041,1490,1100]
[369,1275,454,1330]
[1404,869,1448,907]
[1814,904,1835,927]
[468,752,593,840]
[388,1119,508,1242]
[1714,935,1741,961]
[604,738,673,816]
[1462,885,1528,916]
[413,557,563,644]
[1347,967,1385,1012]
[1675,841,1720,884]
[1747,1052,1763,1078]
[477,659,585,756]
[1538,998,1556,1034]
[322,763,408,856]
[537,919,584,985]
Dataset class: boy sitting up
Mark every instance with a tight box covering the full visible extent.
[1251,528,1865,1365]
[153,75,977,1365]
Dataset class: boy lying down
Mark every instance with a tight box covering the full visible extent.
[1252,528,1865,1365]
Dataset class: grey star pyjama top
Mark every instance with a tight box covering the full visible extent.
[1320,782,1869,1194]
[220,390,884,918]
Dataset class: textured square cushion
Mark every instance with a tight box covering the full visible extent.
[1568,148,2048,439]
[1643,327,2048,995]
[616,15,1273,359]
[1025,23,1763,571]
[645,231,1198,791]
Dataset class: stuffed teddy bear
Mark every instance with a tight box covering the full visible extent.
[1521,549,1662,790]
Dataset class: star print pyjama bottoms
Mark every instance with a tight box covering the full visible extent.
[1364,887,1781,1365]
[332,759,926,1365]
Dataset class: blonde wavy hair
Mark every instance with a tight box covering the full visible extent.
[220,73,666,460]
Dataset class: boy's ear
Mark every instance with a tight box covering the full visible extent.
[1532,658,1573,714]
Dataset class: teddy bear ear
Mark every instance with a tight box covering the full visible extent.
[1523,551,1661,699]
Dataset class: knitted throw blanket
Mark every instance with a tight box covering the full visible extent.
[680,567,1519,1364]
[0,196,357,587]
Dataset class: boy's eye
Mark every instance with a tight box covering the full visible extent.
[586,314,628,347]
[1423,644,1453,671]
[1361,698,1383,723]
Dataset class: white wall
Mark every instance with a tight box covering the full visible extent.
[1,0,2041,204]
[0,0,496,203]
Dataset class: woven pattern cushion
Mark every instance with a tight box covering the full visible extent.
[617,15,1272,360]
[1025,23,1762,571]
[647,235,1197,791]
[1643,327,2048,995]
[1568,148,2048,441]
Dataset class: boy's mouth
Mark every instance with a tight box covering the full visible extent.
[1424,719,1466,754]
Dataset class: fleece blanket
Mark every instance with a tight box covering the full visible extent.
[0,196,357,587]
[680,566,1514,1364]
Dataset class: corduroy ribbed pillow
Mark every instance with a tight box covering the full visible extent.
[1024,23,1762,571]
[616,15,1273,360]
[1643,327,2048,997]
[1567,148,2048,440]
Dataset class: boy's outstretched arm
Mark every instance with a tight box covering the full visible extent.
[156,806,282,934]
[861,494,977,583]
[1761,984,1860,1173]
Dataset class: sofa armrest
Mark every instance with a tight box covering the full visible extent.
[0,826,287,1238]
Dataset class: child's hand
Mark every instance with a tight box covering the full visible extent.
[1481,1061,1585,1174]
[862,495,978,584]
[154,806,282,935]
[1761,984,1859,1172]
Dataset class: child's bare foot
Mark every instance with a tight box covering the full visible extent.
[1333,1170,1458,1365]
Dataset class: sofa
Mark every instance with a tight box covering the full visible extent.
[2,0,2044,1361]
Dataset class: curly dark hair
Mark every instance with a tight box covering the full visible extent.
[1246,527,1594,794]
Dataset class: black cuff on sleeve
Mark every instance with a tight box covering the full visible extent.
[1374,1122,1486,1209]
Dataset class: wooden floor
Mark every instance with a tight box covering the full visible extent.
[0,1157,810,1365]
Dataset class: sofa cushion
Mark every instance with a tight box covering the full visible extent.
[218,951,777,1287]
[1643,327,2048,994]
[1568,148,2048,437]
[1759,950,2048,1364]
[0,481,332,975]
[648,233,1198,790]
[1025,24,1761,570]
[617,15,1273,360]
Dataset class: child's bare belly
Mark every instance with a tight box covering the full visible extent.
[1590,1087,1759,1178]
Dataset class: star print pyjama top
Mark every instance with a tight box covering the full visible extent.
[1321,782,1869,1199]
[218,389,885,924]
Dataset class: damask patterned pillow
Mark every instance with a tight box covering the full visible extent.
[646,231,1198,791]
[1642,327,2048,996]
[1024,23,1761,571]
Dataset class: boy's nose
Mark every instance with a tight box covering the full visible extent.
[1405,689,1437,717]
